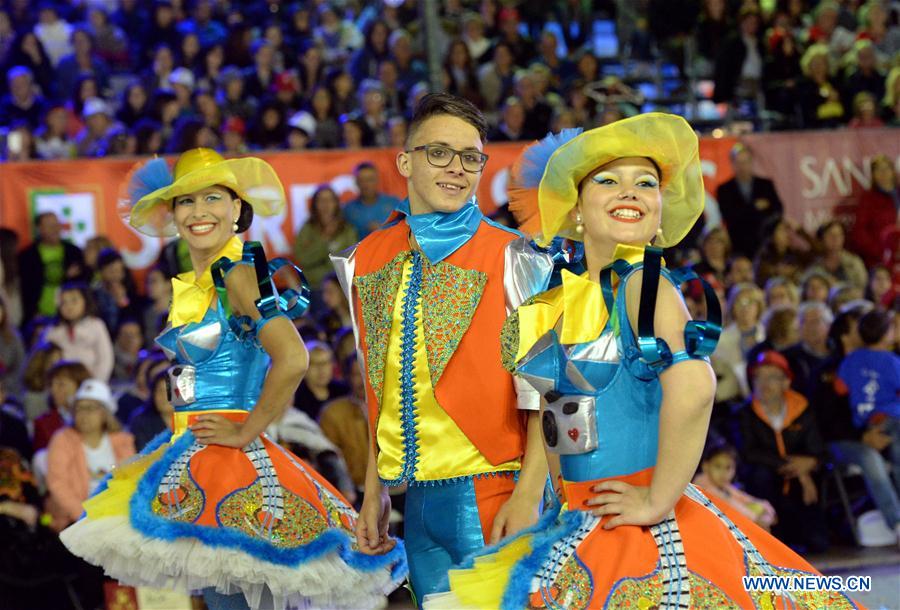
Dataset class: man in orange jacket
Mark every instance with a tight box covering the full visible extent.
[331,93,551,603]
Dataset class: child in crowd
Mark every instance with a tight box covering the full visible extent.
[32,360,90,452]
[46,378,134,530]
[838,309,900,469]
[20,341,62,422]
[127,370,173,451]
[694,440,777,531]
[43,281,114,381]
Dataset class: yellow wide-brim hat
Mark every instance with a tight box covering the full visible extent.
[126,148,286,237]
[534,112,704,248]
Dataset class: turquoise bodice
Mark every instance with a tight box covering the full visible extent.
[156,303,271,413]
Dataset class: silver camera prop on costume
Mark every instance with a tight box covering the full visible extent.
[542,394,597,454]
[166,365,197,407]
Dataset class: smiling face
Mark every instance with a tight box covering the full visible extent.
[575,157,662,259]
[398,114,484,215]
[172,186,241,253]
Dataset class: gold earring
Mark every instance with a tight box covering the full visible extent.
[656,227,663,237]
[233,219,239,232]
[575,213,584,235]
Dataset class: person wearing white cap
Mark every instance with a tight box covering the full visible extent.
[168,66,196,115]
[45,378,135,530]
[286,110,317,150]
[75,96,121,157]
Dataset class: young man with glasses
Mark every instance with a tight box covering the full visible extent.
[330,93,552,604]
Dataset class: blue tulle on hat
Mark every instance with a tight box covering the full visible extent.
[127,157,173,207]
[515,128,583,189]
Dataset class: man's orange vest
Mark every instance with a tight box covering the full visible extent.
[352,218,527,467]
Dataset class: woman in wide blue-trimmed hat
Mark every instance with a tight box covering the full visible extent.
[60,149,407,610]
[425,114,863,609]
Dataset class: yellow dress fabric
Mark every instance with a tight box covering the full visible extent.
[515,243,649,362]
[376,257,520,482]
[168,236,244,327]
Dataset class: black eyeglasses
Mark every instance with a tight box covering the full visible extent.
[406,144,489,173]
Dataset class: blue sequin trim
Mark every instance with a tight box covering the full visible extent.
[381,251,423,487]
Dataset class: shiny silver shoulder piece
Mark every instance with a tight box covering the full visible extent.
[328,244,367,382]
[503,237,553,313]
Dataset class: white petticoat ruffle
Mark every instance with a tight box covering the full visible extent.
[61,516,401,610]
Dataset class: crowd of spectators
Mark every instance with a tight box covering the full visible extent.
[0,0,897,162]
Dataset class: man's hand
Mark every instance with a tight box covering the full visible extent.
[862,424,892,451]
[798,474,818,505]
[489,492,540,544]
[356,489,395,555]
[778,455,817,478]
[191,415,251,448]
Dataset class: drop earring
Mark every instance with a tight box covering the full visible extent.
[233,218,239,232]
[575,213,584,235]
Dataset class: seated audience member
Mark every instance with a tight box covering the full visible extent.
[799,269,833,304]
[746,304,800,367]
[866,265,896,309]
[293,341,348,420]
[694,439,777,531]
[292,185,358,291]
[764,277,800,309]
[809,220,867,291]
[92,247,141,333]
[838,309,900,469]
[319,354,369,491]
[110,317,144,388]
[754,220,816,285]
[0,293,26,399]
[46,379,135,530]
[851,155,898,267]
[342,162,400,239]
[813,305,900,544]
[128,370,173,451]
[43,281,114,381]
[782,301,833,396]
[142,265,172,344]
[32,360,90,452]
[116,351,169,425]
[20,342,62,423]
[738,351,829,552]
[316,273,353,341]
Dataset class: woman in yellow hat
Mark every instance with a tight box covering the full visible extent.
[425,115,862,609]
[59,149,407,610]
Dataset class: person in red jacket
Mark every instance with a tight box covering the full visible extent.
[851,154,899,266]
[31,360,90,452]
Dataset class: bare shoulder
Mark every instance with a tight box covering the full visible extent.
[623,268,691,351]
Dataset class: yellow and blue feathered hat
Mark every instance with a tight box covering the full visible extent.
[125,148,286,237]
[509,112,704,248]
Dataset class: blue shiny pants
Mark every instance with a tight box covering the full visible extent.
[403,474,516,606]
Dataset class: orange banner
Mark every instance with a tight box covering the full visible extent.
[0,129,894,274]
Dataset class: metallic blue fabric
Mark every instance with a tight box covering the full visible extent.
[156,305,271,412]
[392,198,483,263]
[404,478,487,606]
[516,256,725,482]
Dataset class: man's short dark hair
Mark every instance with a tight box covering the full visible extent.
[407,92,488,146]
[354,161,377,174]
[858,309,893,346]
